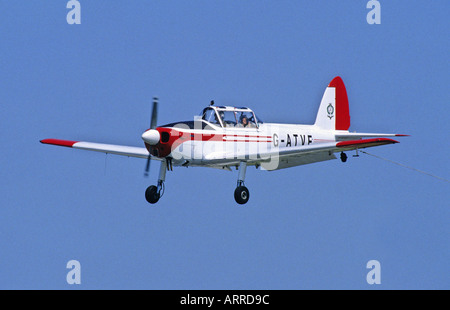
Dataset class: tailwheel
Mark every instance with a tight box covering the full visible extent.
[234,186,250,205]
[145,185,160,204]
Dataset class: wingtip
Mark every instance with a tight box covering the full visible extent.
[40,139,78,147]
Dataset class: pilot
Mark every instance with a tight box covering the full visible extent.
[241,116,249,127]
[239,116,255,128]
[213,111,223,125]
[219,112,238,128]
[219,111,236,127]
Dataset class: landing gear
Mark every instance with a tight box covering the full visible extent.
[145,159,167,205]
[340,152,348,163]
[235,186,249,204]
[234,162,250,204]
[145,185,160,204]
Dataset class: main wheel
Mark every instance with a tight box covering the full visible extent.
[340,152,348,163]
[145,185,160,204]
[234,186,250,204]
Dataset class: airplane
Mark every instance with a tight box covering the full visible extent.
[40,76,407,205]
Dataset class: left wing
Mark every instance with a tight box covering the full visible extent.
[40,139,157,160]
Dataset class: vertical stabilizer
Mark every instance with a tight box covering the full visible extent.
[314,76,350,131]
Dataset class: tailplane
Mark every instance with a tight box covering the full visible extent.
[314,76,350,131]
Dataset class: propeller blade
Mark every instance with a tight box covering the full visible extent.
[144,155,151,177]
[145,97,158,177]
[150,97,158,129]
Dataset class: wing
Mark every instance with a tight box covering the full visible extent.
[335,132,409,141]
[259,138,399,171]
[40,138,159,160]
[335,138,399,151]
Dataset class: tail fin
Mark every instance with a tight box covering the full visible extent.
[314,76,350,131]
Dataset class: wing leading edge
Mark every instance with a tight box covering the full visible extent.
[40,138,156,160]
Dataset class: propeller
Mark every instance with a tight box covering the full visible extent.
[150,97,158,129]
[144,97,159,177]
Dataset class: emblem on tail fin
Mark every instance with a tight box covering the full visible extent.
[327,103,334,119]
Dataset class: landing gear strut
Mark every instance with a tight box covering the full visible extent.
[234,162,250,204]
[145,159,167,204]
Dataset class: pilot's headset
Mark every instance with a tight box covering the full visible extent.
[241,114,250,123]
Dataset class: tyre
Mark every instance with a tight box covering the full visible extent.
[145,185,160,204]
[234,186,250,204]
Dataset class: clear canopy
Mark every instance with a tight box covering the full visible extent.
[200,107,262,128]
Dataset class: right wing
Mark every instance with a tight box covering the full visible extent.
[40,138,160,160]
[335,132,409,141]
[334,138,399,152]
[257,137,399,170]
[202,137,399,170]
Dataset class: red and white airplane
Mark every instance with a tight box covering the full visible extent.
[41,76,407,205]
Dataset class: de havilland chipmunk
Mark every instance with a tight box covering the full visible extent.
[41,77,407,205]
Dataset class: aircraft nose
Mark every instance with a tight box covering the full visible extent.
[141,129,160,145]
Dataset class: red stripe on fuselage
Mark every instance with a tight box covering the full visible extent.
[222,139,273,142]
[147,127,272,158]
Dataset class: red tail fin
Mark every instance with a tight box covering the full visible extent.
[315,76,351,131]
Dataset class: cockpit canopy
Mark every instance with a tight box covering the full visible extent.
[200,106,263,128]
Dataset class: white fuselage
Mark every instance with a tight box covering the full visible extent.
[161,122,337,168]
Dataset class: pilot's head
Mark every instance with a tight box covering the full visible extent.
[241,116,248,126]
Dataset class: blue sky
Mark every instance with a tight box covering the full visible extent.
[0,1,448,289]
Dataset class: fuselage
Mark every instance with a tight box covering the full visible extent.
[140,103,402,171]
[145,121,336,168]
